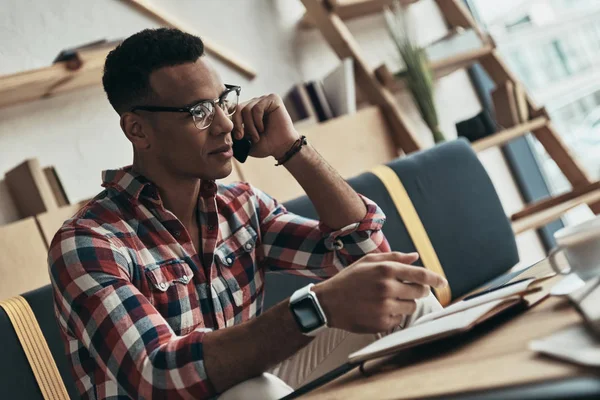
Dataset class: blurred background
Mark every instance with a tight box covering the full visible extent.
[1,0,599,275]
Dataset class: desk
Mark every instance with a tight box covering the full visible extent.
[300,258,600,399]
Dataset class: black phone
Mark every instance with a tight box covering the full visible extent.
[232,137,252,163]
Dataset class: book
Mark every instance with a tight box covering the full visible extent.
[283,84,318,123]
[347,277,547,364]
[321,58,356,117]
[305,81,334,122]
[349,297,523,364]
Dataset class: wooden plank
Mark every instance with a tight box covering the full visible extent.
[0,218,50,300]
[532,123,592,188]
[512,188,600,234]
[434,0,487,43]
[376,46,495,93]
[5,159,59,219]
[491,80,519,129]
[123,0,256,80]
[430,45,494,78]
[302,0,423,153]
[299,0,418,28]
[478,51,541,112]
[0,46,112,110]
[43,167,69,207]
[238,106,397,202]
[472,117,547,152]
[36,203,86,248]
[511,181,600,221]
[300,262,589,400]
[514,81,529,123]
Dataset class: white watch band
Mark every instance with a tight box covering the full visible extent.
[290,283,328,336]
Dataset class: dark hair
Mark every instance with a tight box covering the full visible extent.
[102,28,204,114]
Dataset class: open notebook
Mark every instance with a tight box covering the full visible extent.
[348,278,543,364]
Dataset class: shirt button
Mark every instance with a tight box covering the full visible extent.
[207,225,215,232]
[245,243,253,250]
[226,257,233,265]
[181,275,189,283]
[158,282,168,291]
[174,231,181,237]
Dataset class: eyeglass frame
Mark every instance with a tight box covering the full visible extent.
[129,84,241,130]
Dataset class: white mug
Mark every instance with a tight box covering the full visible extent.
[549,215,600,281]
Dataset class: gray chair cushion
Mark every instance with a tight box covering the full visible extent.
[265,139,519,308]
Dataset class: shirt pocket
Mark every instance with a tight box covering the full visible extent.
[145,259,200,335]
[214,225,263,309]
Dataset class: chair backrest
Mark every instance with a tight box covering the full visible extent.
[0,217,50,300]
[239,106,397,202]
[0,285,79,399]
[265,139,519,308]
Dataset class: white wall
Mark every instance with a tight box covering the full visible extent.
[0,0,545,266]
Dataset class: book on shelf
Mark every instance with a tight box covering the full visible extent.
[283,83,317,124]
[322,58,356,118]
[305,80,335,122]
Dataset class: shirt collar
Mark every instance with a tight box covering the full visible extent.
[101,166,218,202]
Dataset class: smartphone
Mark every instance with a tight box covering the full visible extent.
[232,137,252,163]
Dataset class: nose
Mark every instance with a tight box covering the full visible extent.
[209,105,235,137]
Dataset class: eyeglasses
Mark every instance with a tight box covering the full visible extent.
[130,84,241,130]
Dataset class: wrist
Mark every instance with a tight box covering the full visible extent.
[272,133,301,161]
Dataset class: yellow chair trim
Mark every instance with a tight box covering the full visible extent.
[370,165,452,306]
[0,295,69,400]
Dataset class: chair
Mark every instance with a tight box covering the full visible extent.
[0,285,79,399]
[264,139,519,308]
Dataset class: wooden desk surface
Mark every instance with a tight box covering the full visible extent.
[300,259,600,399]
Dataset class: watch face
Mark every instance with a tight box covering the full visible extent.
[291,296,325,333]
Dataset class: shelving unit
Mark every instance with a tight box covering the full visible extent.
[301,0,600,233]
[299,0,418,28]
[0,46,112,110]
[0,0,257,111]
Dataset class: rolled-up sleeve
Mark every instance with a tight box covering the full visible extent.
[49,226,216,399]
[252,184,390,279]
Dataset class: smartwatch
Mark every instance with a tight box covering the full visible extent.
[289,283,328,336]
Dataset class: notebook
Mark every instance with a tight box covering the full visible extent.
[347,278,544,364]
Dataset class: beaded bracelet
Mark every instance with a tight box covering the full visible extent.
[275,136,308,166]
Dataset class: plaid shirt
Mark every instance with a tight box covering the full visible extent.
[48,167,389,399]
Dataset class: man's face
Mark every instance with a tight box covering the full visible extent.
[141,58,235,181]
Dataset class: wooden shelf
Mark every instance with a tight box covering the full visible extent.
[471,117,548,152]
[512,188,600,234]
[0,45,113,110]
[375,45,495,93]
[511,181,600,222]
[299,0,419,29]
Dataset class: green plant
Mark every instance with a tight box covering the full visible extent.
[384,2,445,143]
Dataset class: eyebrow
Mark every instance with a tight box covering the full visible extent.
[183,86,229,108]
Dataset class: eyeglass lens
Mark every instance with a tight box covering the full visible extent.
[192,89,239,130]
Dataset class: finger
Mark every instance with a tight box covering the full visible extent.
[375,278,429,300]
[393,299,418,316]
[395,264,447,288]
[231,104,245,140]
[241,99,261,143]
[364,251,420,265]
[395,282,431,300]
[251,97,269,133]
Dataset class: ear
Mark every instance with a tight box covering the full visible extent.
[121,112,152,150]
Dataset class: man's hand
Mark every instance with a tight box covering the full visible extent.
[313,252,448,333]
[232,94,299,160]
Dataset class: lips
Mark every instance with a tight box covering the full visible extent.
[209,145,233,155]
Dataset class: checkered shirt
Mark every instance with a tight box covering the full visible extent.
[48,167,389,399]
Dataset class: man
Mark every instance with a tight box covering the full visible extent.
[49,28,446,399]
